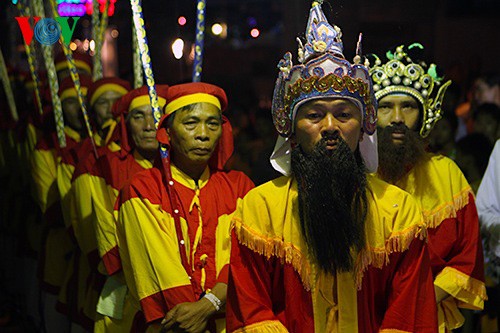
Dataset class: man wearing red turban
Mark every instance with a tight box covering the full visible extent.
[114,82,254,332]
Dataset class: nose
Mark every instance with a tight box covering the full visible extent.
[195,124,210,141]
[390,105,405,125]
[321,113,340,136]
[144,115,155,131]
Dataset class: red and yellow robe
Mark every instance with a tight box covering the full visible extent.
[30,127,81,293]
[64,129,121,325]
[116,164,254,330]
[227,175,438,333]
[387,154,487,332]
[89,150,153,333]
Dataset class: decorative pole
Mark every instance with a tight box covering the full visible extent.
[0,47,19,122]
[129,0,161,126]
[92,0,109,80]
[16,3,43,115]
[31,0,66,147]
[132,22,143,89]
[192,0,206,82]
[47,0,96,154]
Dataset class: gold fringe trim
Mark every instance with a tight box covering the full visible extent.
[436,267,488,301]
[232,320,289,333]
[424,187,473,230]
[234,218,425,292]
[233,219,313,290]
[379,329,412,333]
[354,224,422,289]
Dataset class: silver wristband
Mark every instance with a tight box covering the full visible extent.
[203,292,222,311]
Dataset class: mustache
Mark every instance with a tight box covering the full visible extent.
[385,123,410,133]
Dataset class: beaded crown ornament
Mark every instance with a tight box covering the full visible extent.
[271,0,377,138]
[369,43,451,138]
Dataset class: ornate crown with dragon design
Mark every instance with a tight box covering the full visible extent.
[369,43,451,138]
[271,0,377,138]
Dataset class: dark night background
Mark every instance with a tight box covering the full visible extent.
[1,0,500,112]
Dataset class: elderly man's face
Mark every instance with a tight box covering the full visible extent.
[93,90,123,129]
[293,98,363,153]
[62,96,84,131]
[167,102,222,167]
[127,104,159,155]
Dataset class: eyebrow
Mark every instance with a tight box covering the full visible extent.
[182,115,222,121]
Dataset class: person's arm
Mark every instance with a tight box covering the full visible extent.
[160,283,227,333]
[116,177,197,324]
[225,230,288,333]
[433,193,486,311]
[381,237,438,332]
[30,146,59,213]
[476,140,500,259]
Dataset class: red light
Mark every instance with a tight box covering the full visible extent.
[250,28,260,38]
[178,16,187,26]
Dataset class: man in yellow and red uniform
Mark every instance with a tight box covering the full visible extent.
[64,77,131,328]
[115,82,254,332]
[371,44,487,332]
[54,51,93,83]
[30,75,92,332]
[226,2,437,332]
[89,85,169,332]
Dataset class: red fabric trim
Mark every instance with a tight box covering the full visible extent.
[102,245,122,276]
[427,195,485,282]
[140,285,197,324]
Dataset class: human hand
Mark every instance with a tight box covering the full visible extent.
[160,299,215,333]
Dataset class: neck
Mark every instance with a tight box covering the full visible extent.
[135,148,157,164]
[172,157,207,182]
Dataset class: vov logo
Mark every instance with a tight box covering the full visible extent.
[15,17,80,46]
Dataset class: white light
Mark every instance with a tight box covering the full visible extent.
[212,23,223,36]
[250,28,260,38]
[89,39,96,51]
[172,38,184,59]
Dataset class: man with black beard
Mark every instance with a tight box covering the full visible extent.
[371,44,486,332]
[226,3,438,332]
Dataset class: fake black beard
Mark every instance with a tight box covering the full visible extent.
[291,135,368,274]
[377,124,427,184]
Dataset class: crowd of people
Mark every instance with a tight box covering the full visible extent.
[0,1,499,332]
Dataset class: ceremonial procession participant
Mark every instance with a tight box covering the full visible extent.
[115,82,254,332]
[88,85,169,332]
[475,139,500,331]
[226,2,437,332]
[55,51,93,83]
[370,44,487,332]
[66,77,131,327]
[30,75,92,332]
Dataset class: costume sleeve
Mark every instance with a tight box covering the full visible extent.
[433,194,486,311]
[57,160,76,229]
[380,238,438,333]
[72,173,98,259]
[90,171,121,275]
[476,140,500,259]
[215,174,255,285]
[30,147,59,213]
[226,231,289,333]
[116,182,196,324]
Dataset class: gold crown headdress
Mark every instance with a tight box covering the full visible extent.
[271,0,377,138]
[369,43,451,138]
[270,0,379,176]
